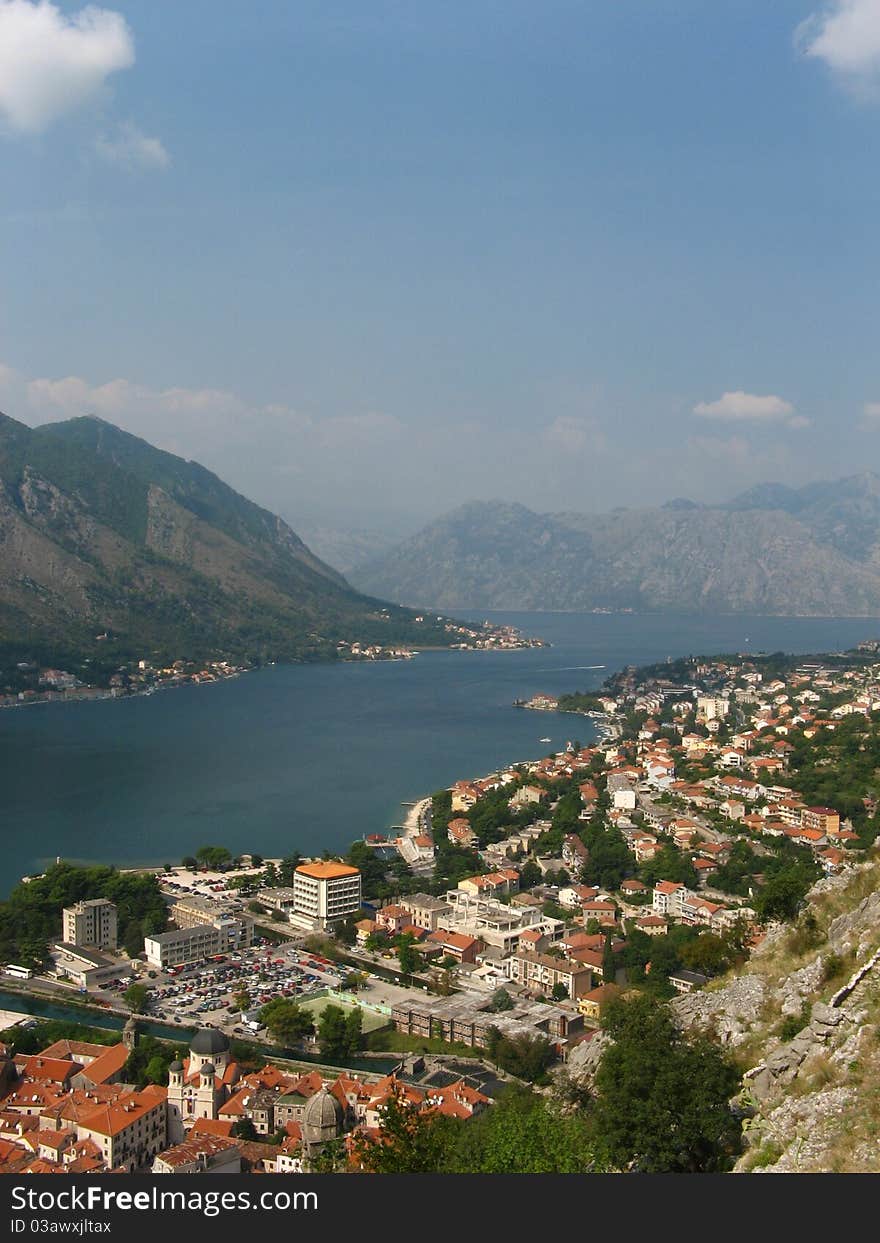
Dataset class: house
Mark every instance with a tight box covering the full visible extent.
[400,894,453,932]
[558,883,599,910]
[578,983,623,1023]
[581,900,618,928]
[426,930,482,964]
[669,970,709,995]
[692,857,718,886]
[447,818,476,845]
[75,1085,168,1173]
[509,785,544,810]
[635,914,668,936]
[354,918,377,946]
[152,1133,241,1175]
[652,881,684,916]
[375,904,410,935]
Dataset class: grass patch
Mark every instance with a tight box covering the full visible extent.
[296,996,388,1034]
[747,1139,784,1170]
[364,1028,481,1058]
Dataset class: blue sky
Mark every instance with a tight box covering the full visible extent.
[1,0,879,541]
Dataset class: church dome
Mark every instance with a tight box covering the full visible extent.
[200,1061,215,1076]
[190,1028,230,1056]
[303,1087,343,1139]
[169,1059,184,1073]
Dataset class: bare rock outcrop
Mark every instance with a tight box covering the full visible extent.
[671,975,767,1047]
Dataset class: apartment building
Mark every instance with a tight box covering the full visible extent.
[506,950,593,999]
[62,900,117,952]
[76,1086,168,1172]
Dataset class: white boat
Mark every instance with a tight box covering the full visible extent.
[539,736,551,743]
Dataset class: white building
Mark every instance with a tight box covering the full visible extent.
[293,862,362,929]
[144,915,252,969]
[62,899,118,951]
[696,694,730,721]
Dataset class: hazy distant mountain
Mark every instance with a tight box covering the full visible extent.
[0,412,454,664]
[294,522,403,574]
[349,475,880,616]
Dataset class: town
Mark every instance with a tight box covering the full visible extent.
[2,643,879,1173]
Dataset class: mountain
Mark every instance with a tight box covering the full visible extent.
[293,522,405,574]
[0,412,453,666]
[349,475,880,615]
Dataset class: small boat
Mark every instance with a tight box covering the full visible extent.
[539,737,551,743]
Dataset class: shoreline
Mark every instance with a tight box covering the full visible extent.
[0,640,545,715]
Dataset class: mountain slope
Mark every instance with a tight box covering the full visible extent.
[350,482,880,616]
[0,412,450,664]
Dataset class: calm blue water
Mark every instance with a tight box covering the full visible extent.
[0,611,874,892]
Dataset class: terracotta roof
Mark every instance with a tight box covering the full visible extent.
[156,1134,238,1168]
[77,1086,167,1139]
[296,861,359,880]
[191,1117,235,1138]
[79,1044,129,1085]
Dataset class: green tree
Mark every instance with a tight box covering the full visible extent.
[602,930,617,983]
[233,989,251,1012]
[195,845,232,870]
[447,1083,600,1173]
[259,998,314,1045]
[231,1117,258,1141]
[680,933,733,978]
[519,859,542,889]
[352,1091,457,1173]
[397,935,422,976]
[484,1026,555,1081]
[278,854,302,887]
[318,1004,363,1059]
[144,1054,168,1085]
[592,993,741,1172]
[123,982,149,1013]
[489,987,515,1012]
[551,982,569,1002]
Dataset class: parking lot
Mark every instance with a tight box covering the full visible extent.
[112,940,351,1035]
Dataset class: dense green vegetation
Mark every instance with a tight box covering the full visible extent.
[556,691,604,713]
[0,863,168,967]
[591,993,742,1171]
[483,1027,555,1082]
[317,1004,363,1059]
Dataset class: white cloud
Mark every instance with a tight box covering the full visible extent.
[863,401,880,419]
[796,0,880,89]
[0,0,134,133]
[693,391,799,425]
[95,121,169,170]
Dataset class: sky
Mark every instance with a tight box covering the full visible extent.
[1,0,879,547]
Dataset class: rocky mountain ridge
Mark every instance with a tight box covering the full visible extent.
[350,477,880,615]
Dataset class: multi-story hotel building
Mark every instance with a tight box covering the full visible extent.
[293,862,362,929]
